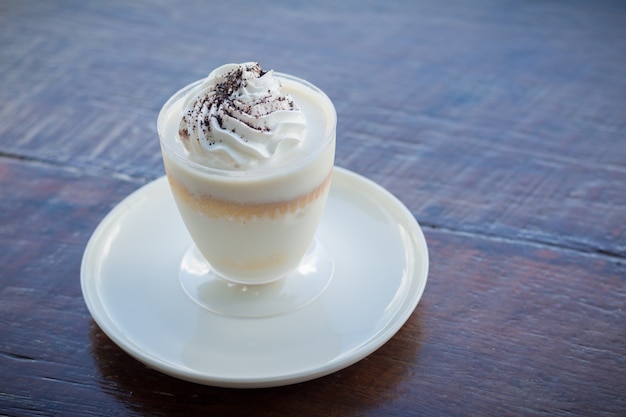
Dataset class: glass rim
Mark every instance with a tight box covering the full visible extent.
[157,72,337,178]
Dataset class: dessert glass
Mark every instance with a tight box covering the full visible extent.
[158,73,336,317]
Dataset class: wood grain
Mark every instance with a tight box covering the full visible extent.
[2,157,624,416]
[1,0,625,416]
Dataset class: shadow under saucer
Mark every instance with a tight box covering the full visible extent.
[89,309,426,416]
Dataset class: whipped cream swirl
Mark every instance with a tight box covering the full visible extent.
[178,62,307,169]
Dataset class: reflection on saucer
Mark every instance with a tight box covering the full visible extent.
[179,299,343,380]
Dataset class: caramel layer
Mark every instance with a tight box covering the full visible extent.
[166,171,333,221]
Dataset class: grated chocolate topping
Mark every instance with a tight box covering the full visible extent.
[179,63,298,145]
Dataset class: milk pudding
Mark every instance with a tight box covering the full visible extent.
[158,63,336,284]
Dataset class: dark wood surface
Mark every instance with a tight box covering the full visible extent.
[1,0,625,416]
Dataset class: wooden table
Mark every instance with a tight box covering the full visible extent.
[2,1,625,415]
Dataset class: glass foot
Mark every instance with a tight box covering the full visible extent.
[178,238,334,318]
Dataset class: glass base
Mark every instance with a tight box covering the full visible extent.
[178,238,335,318]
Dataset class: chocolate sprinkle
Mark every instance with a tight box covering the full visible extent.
[179,63,300,147]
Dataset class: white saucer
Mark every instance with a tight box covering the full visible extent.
[81,167,429,388]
